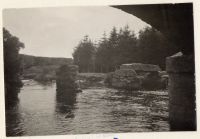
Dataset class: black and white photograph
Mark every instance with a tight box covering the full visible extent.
[0,1,199,138]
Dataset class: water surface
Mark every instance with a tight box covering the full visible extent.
[6,81,169,136]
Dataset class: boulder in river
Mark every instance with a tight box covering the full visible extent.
[120,63,161,76]
[120,63,168,90]
[141,71,166,90]
[76,73,106,89]
[111,69,141,90]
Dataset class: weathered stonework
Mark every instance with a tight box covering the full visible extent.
[56,65,79,93]
[166,54,196,131]
[111,69,141,90]
[114,3,195,131]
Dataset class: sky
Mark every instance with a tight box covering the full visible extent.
[3,6,149,58]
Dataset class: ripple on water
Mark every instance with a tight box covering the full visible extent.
[6,82,169,136]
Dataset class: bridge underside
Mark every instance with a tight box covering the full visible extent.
[114,3,194,55]
[114,3,196,131]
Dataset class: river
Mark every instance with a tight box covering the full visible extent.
[6,80,169,136]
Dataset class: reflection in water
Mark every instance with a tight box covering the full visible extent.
[5,88,25,136]
[56,90,77,118]
[6,81,169,136]
[6,100,25,136]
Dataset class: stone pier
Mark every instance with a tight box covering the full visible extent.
[114,3,195,131]
[56,64,79,94]
[166,53,196,131]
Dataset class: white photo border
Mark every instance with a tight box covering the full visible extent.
[0,0,199,139]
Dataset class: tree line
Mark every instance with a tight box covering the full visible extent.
[73,26,179,73]
[3,28,24,108]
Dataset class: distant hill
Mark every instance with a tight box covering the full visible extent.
[20,54,73,81]
[20,54,72,68]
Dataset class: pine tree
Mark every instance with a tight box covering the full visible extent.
[73,35,96,72]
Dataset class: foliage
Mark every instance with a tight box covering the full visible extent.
[137,27,175,69]
[20,54,72,81]
[3,28,24,106]
[73,25,178,73]
[73,35,96,72]
[20,54,72,69]
[95,32,110,72]
[115,25,138,66]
